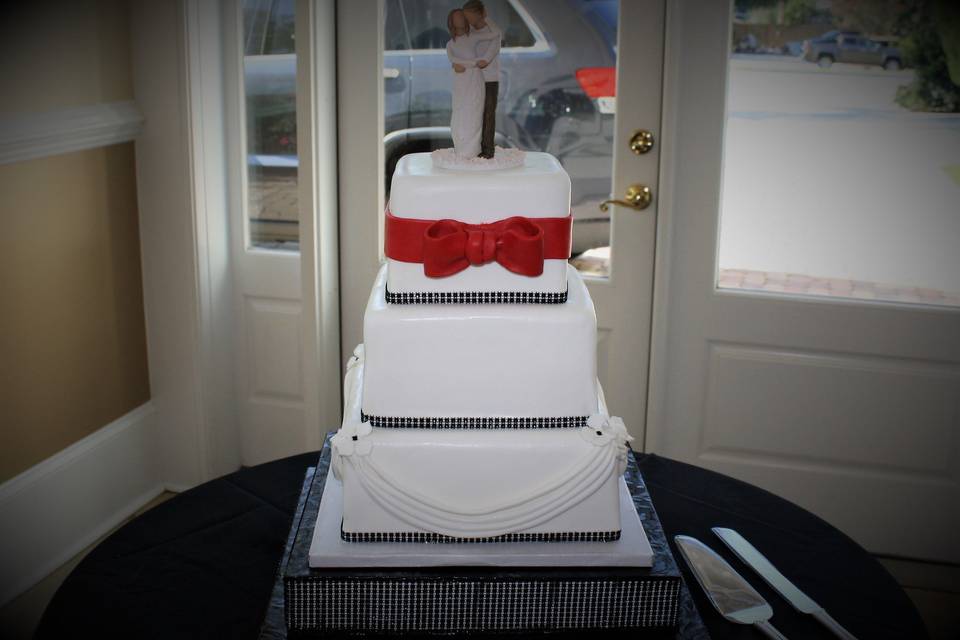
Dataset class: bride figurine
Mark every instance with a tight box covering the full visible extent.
[445,9,485,159]
[436,8,523,169]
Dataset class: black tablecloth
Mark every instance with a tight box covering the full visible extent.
[35,449,927,639]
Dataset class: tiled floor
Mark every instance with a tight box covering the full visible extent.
[878,557,960,640]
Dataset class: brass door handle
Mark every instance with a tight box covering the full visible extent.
[599,184,652,212]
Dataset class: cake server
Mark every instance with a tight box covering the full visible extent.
[712,527,858,640]
[674,535,789,640]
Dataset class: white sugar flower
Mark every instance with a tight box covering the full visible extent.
[606,416,634,444]
[331,422,373,479]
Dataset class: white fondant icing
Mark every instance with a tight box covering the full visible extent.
[334,350,629,538]
[362,262,597,419]
[390,152,570,221]
[386,151,571,294]
[387,258,568,295]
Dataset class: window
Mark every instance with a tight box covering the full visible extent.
[720,4,959,306]
[385,0,409,51]
[242,0,299,250]
[244,0,295,55]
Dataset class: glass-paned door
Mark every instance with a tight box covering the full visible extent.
[367,0,664,440]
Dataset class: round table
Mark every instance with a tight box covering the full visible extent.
[35,450,927,639]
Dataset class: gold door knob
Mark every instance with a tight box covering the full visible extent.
[630,129,654,155]
[599,184,652,212]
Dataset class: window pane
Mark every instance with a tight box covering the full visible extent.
[383,0,618,278]
[243,0,299,251]
[719,2,960,307]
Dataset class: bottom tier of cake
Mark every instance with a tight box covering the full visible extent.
[331,344,634,542]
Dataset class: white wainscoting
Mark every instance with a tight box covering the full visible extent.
[0,100,144,165]
[0,402,163,606]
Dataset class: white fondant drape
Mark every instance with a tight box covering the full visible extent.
[339,442,618,538]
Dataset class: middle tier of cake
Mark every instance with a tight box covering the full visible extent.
[361,262,597,427]
[333,345,632,542]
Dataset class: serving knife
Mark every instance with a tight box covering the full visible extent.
[712,527,858,640]
[674,535,789,639]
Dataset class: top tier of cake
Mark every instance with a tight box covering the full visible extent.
[385,151,571,300]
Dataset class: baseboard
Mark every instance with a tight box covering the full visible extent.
[0,402,161,606]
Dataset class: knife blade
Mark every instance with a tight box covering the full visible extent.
[712,527,858,640]
[674,535,789,640]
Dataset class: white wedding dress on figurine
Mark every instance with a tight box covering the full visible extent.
[446,32,483,159]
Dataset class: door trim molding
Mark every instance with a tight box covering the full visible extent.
[0,100,144,165]
[131,0,242,489]
[296,0,343,443]
[644,0,682,454]
[336,0,385,370]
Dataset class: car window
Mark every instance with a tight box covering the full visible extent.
[571,0,617,51]
[385,0,410,51]
[402,0,454,49]
[400,0,535,50]
[243,0,295,56]
[486,0,535,47]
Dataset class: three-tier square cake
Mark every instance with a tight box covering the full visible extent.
[282,150,682,637]
[333,151,632,543]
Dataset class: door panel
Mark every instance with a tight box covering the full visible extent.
[648,0,960,562]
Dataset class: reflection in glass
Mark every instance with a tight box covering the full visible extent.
[720,1,960,307]
[383,0,619,277]
[243,0,299,251]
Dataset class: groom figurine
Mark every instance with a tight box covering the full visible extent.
[462,0,501,159]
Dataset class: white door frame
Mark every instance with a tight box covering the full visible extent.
[295,0,343,440]
[132,0,243,488]
[588,0,665,447]
[337,0,385,368]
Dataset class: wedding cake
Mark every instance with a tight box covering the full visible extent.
[329,150,634,543]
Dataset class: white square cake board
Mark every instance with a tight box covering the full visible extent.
[308,471,653,568]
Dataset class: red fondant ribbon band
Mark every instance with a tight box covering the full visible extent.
[384,207,572,278]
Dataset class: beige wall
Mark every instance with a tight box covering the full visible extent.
[0,0,150,484]
[0,0,134,115]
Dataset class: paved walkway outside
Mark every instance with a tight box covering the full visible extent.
[720,55,960,301]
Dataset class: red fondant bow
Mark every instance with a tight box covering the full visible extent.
[385,208,572,278]
[423,217,545,277]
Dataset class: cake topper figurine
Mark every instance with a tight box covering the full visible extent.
[461,0,500,159]
[445,7,485,159]
[436,1,525,169]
